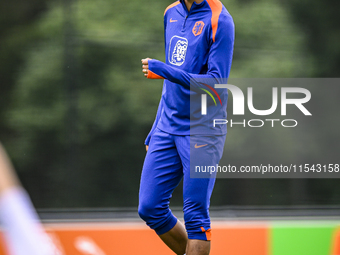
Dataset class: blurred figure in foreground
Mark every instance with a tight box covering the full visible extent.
[0,143,60,255]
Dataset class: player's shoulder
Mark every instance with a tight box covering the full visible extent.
[206,0,233,23]
[220,5,234,25]
[217,5,234,35]
[164,1,181,16]
[215,9,234,42]
[217,11,234,36]
[205,0,234,41]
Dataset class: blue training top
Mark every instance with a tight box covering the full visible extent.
[145,0,235,145]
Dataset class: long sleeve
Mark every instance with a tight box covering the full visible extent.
[0,188,60,255]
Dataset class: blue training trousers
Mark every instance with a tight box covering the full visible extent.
[138,128,226,241]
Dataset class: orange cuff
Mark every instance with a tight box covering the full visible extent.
[147,70,165,79]
[201,227,212,241]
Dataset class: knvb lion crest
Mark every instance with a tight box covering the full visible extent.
[169,36,188,66]
[192,21,205,36]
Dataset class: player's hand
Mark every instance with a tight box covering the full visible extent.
[141,58,152,77]
[145,145,149,152]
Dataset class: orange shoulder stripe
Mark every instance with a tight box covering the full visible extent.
[206,0,223,43]
[164,1,180,16]
[147,70,165,79]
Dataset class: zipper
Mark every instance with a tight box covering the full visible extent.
[183,15,188,30]
[181,0,190,31]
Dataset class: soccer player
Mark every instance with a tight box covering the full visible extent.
[139,0,234,254]
[0,143,60,255]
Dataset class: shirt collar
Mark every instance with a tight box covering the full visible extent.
[180,0,207,14]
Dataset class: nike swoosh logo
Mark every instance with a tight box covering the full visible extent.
[170,18,178,23]
[195,143,208,149]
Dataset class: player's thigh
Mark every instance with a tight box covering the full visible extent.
[177,134,226,211]
[139,129,183,208]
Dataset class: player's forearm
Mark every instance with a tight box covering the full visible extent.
[0,144,20,193]
[147,59,217,89]
[0,144,58,255]
[0,188,59,255]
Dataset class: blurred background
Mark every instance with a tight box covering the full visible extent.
[0,0,339,210]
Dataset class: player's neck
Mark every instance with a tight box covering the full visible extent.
[184,0,204,12]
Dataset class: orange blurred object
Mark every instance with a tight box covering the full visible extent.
[0,221,269,255]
